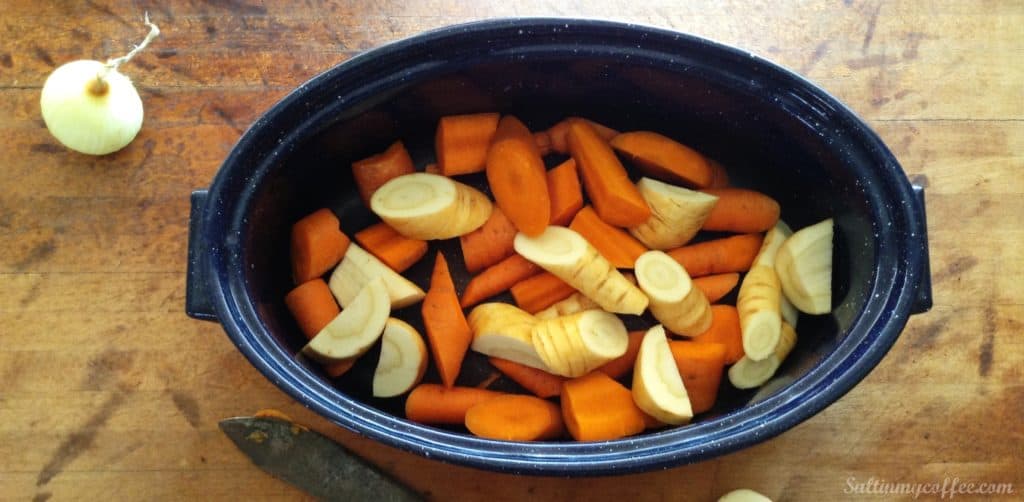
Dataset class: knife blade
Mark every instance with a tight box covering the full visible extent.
[219,416,423,502]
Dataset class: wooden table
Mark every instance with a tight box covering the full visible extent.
[3,1,1021,500]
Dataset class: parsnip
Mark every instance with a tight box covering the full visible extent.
[628,177,719,249]
[372,318,428,398]
[328,243,425,309]
[303,278,390,362]
[776,218,833,314]
[780,295,799,328]
[752,220,793,268]
[728,321,797,389]
[632,325,693,425]
[737,265,782,361]
[534,292,599,320]
[718,489,773,502]
[468,303,546,370]
[514,226,648,315]
[634,250,712,336]
[531,310,629,377]
[370,172,493,240]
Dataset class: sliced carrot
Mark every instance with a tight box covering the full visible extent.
[510,272,577,314]
[461,254,542,308]
[435,113,501,176]
[291,208,350,284]
[354,222,428,273]
[465,394,565,441]
[567,119,651,227]
[706,158,731,188]
[476,371,502,390]
[424,163,440,175]
[666,233,764,277]
[547,158,584,226]
[459,206,518,274]
[283,279,355,378]
[534,130,554,156]
[323,359,356,378]
[668,341,728,414]
[489,357,565,398]
[561,371,646,441]
[643,412,667,430]
[422,253,473,388]
[701,188,780,233]
[486,115,551,236]
[405,384,503,425]
[609,131,714,188]
[569,206,648,269]
[543,117,619,154]
[694,305,744,364]
[692,272,741,304]
[596,330,646,380]
[351,141,415,206]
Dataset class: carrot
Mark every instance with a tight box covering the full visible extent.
[596,330,646,380]
[567,119,651,227]
[283,279,355,378]
[701,188,781,233]
[543,117,619,154]
[291,208,350,284]
[354,222,428,273]
[547,159,584,226]
[461,254,542,308]
[476,371,502,390]
[561,371,646,441]
[707,158,731,188]
[424,163,440,175]
[405,384,503,425]
[486,115,551,236]
[666,233,764,277]
[569,206,648,268]
[668,341,728,414]
[435,112,501,176]
[694,305,744,364]
[643,412,667,430]
[351,141,415,206]
[509,272,577,314]
[609,131,714,188]
[692,272,741,303]
[459,206,518,273]
[465,394,565,441]
[422,253,473,388]
[534,130,554,156]
[489,357,565,398]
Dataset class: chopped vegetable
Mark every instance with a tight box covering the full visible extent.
[629,177,719,250]
[752,220,794,268]
[351,141,415,206]
[635,250,713,336]
[509,272,577,314]
[354,222,427,274]
[567,120,651,227]
[468,303,546,370]
[632,325,693,425]
[729,322,797,389]
[595,330,646,379]
[405,384,503,425]
[692,273,741,304]
[302,278,390,362]
[569,206,648,268]
[668,340,727,414]
[534,291,599,320]
[701,188,781,233]
[486,115,551,236]
[372,318,428,398]
[609,131,714,188]
[776,218,834,314]
[421,253,473,387]
[328,243,425,309]
[459,207,519,273]
[540,117,619,155]
[291,208,350,284]
[435,112,501,176]
[561,371,646,442]
[547,159,584,226]
[283,279,357,377]
[694,305,744,364]
[718,489,773,502]
[737,265,783,361]
[531,310,629,378]
[706,159,731,188]
[370,173,493,240]
[488,357,565,398]
[667,233,764,277]
[465,394,565,441]
[461,254,542,308]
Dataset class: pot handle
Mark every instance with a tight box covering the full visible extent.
[186,189,219,321]
[909,184,932,314]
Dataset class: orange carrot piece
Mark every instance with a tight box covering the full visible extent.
[459,206,519,273]
[510,272,577,314]
[486,115,551,236]
[666,234,764,277]
[692,272,741,303]
[544,117,619,154]
[547,158,584,226]
[323,359,356,378]
[643,412,667,430]
[422,253,473,388]
[435,113,501,176]
[283,279,355,378]
[561,372,646,441]
[609,131,714,188]
[351,141,415,206]
[706,159,731,188]
[669,341,728,414]
[424,163,440,175]
[405,384,503,425]
[694,305,744,364]
[489,357,565,398]
[461,254,542,308]
[534,131,554,156]
[291,208,350,284]
[354,222,428,273]
[569,206,648,268]
[567,119,651,227]
[476,371,502,390]
[465,394,565,441]
[701,188,781,233]
[596,330,646,380]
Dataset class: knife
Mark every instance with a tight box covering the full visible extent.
[219,415,424,502]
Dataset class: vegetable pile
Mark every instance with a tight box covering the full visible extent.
[284,114,834,442]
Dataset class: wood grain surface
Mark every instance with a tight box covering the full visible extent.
[2,1,1021,501]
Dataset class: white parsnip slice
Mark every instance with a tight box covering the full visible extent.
[634,250,712,336]
[468,303,546,370]
[728,321,797,389]
[370,172,492,240]
[372,318,428,398]
[737,265,782,361]
[628,177,719,249]
[718,489,774,502]
[776,218,834,314]
[534,292,600,320]
[303,278,390,362]
[752,220,793,268]
[531,310,628,377]
[514,226,648,315]
[780,295,799,328]
[328,243,425,309]
[632,325,693,425]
